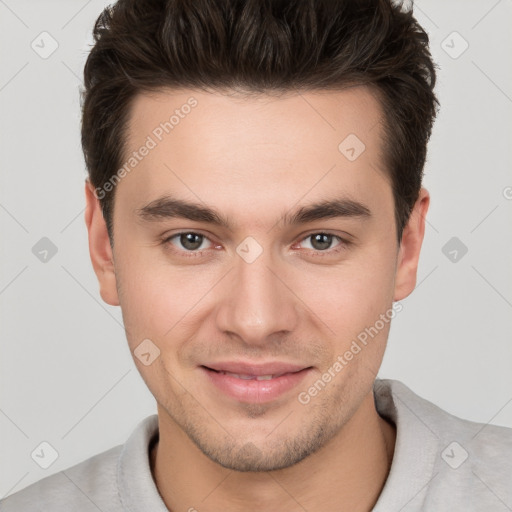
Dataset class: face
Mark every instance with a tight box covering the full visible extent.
[85,86,428,472]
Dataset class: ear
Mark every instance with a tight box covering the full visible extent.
[394,187,430,301]
[84,180,120,306]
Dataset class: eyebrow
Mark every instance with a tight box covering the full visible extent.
[136,195,371,229]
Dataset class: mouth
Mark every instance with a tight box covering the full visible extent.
[206,369,287,381]
[200,362,313,404]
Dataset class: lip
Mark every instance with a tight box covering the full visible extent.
[204,361,308,376]
[200,361,313,404]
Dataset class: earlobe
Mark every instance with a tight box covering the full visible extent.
[393,188,430,301]
[84,180,120,306]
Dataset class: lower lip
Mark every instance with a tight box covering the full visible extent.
[201,366,312,404]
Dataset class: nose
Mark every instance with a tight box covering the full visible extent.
[215,246,300,346]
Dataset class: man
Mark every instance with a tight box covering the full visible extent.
[2,0,511,510]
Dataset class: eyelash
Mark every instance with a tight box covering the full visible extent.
[161,231,351,259]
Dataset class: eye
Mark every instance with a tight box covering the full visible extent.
[297,232,345,253]
[165,232,213,252]
[162,230,350,259]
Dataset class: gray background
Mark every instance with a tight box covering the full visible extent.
[1,0,511,497]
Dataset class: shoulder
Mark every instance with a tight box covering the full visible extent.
[375,379,512,510]
[377,378,512,452]
[387,379,512,459]
[427,401,512,508]
[0,444,123,512]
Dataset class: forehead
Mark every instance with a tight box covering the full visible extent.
[117,86,391,230]
[126,85,384,151]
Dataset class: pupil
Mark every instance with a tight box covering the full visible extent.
[181,233,202,250]
[312,233,332,251]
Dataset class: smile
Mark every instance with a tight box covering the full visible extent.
[200,364,313,403]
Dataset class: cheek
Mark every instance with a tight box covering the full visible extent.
[302,249,397,345]
[115,250,220,348]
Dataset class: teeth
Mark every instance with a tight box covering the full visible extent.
[222,371,275,380]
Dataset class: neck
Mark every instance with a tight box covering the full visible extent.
[150,389,396,512]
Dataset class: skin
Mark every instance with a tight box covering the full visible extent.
[85,86,429,512]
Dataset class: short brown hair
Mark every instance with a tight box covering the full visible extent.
[81,0,439,244]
